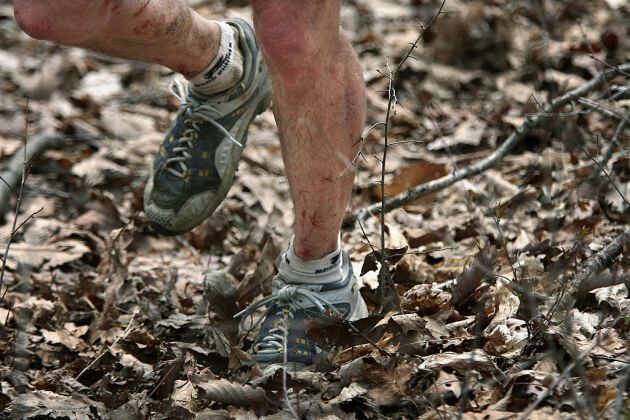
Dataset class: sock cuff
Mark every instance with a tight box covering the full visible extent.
[285,236,342,275]
[188,21,242,94]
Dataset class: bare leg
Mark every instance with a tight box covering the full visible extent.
[13,0,219,77]
[251,0,366,259]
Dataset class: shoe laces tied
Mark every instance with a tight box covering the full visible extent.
[234,284,341,355]
[164,79,243,178]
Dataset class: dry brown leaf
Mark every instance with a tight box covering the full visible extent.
[41,329,87,352]
[8,240,90,270]
[427,370,461,406]
[72,154,131,186]
[8,390,106,419]
[374,158,449,200]
[172,380,198,412]
[427,119,487,151]
[420,350,497,375]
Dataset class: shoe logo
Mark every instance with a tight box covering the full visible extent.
[198,41,234,88]
[204,54,227,79]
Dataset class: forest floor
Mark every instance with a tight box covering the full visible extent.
[0,0,629,418]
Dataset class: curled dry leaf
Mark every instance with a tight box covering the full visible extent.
[194,378,268,409]
[483,319,528,357]
[172,379,198,413]
[401,283,453,314]
[41,329,88,353]
[71,154,131,187]
[590,283,629,313]
[9,390,107,420]
[306,313,389,351]
[420,350,497,376]
[203,270,239,320]
[427,119,487,151]
[8,240,91,271]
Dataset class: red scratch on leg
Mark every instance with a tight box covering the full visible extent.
[133,0,150,16]
[133,18,153,35]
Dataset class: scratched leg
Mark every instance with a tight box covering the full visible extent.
[251,0,366,259]
[13,0,218,77]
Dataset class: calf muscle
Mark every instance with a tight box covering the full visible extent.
[13,0,219,77]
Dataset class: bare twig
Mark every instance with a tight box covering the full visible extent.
[75,312,136,381]
[373,0,445,313]
[1,100,39,305]
[591,117,628,180]
[283,314,299,420]
[348,63,630,224]
[552,227,630,314]
[517,336,601,420]
[529,93,629,207]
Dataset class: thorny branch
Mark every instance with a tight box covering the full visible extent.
[374,0,446,313]
[348,62,630,224]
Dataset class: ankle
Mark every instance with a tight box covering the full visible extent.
[292,235,340,260]
[188,21,244,95]
[279,237,343,284]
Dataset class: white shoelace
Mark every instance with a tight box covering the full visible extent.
[234,284,341,355]
[164,79,242,178]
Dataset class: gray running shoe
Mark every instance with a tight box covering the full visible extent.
[144,18,272,235]
[235,250,369,369]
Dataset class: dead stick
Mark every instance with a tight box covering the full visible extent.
[348,63,630,224]
[555,227,630,311]
[517,336,601,420]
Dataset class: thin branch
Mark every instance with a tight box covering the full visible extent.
[529,93,628,207]
[517,336,601,420]
[283,314,299,420]
[591,117,627,179]
[12,208,44,237]
[75,312,136,381]
[357,218,375,252]
[374,0,445,313]
[1,100,34,303]
[577,97,627,121]
[348,63,630,224]
[552,227,630,314]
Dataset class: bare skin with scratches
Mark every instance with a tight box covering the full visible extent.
[13,0,366,259]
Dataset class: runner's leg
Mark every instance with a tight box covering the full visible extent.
[251,0,366,259]
[13,0,219,77]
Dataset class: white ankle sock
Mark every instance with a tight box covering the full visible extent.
[279,237,344,284]
[189,21,244,96]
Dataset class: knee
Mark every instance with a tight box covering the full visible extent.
[252,1,337,80]
[254,19,317,71]
[13,0,55,41]
[14,0,109,44]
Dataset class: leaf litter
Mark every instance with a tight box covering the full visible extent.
[0,0,629,418]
